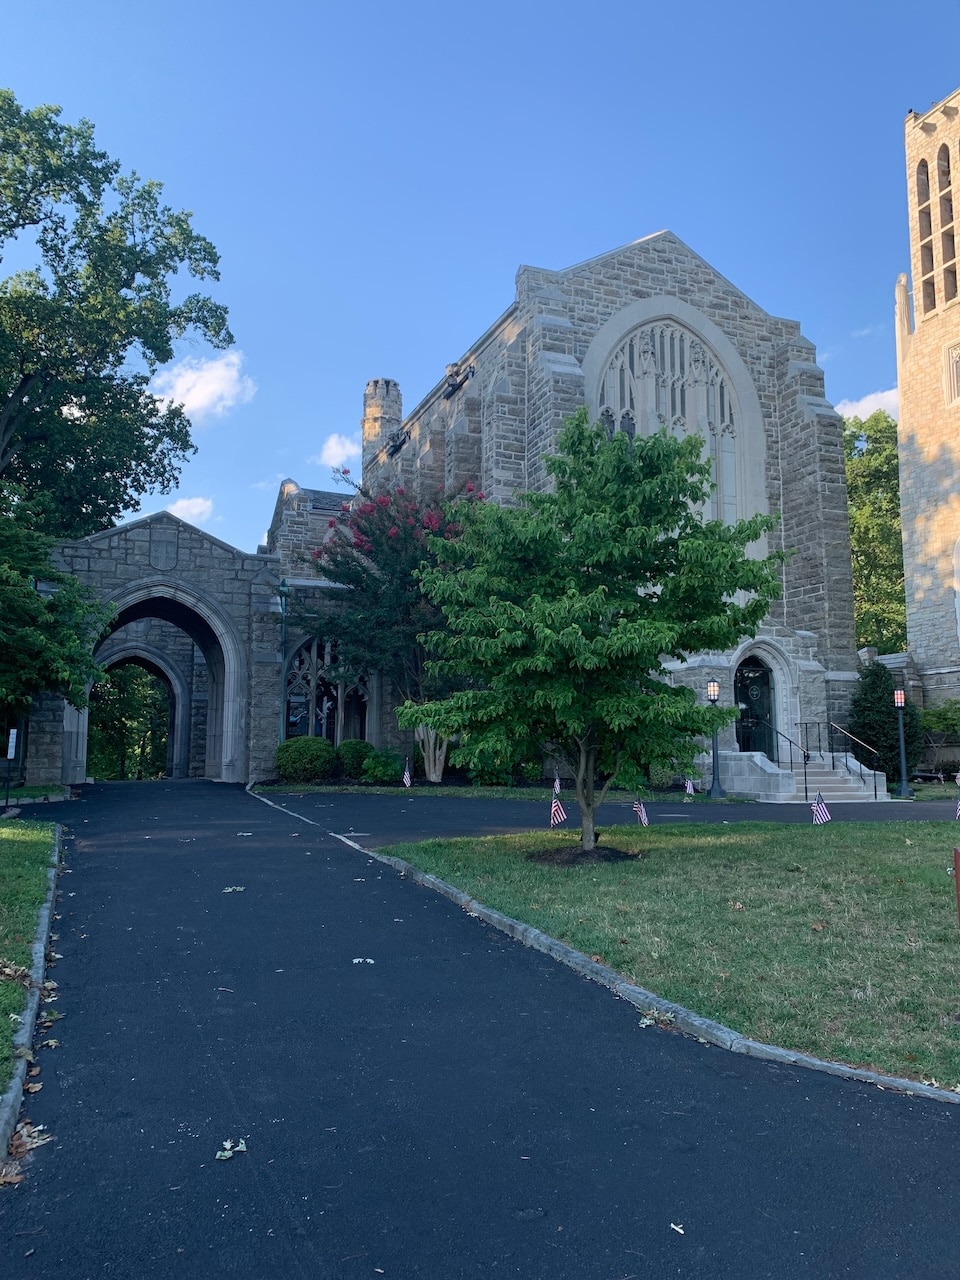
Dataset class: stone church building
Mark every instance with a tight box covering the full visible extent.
[897,85,960,709]
[18,231,875,801]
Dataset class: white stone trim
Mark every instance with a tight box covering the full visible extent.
[581,296,767,522]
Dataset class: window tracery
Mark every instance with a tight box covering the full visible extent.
[598,321,739,521]
[284,637,368,743]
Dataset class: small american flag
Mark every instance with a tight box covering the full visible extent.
[685,779,695,796]
[554,773,562,796]
[550,796,567,827]
[955,794,960,821]
[955,770,960,787]
[402,759,411,788]
[812,791,831,824]
[633,799,649,826]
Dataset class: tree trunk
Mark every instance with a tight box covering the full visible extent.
[580,804,597,851]
[414,723,450,783]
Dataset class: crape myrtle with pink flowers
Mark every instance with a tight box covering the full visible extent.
[308,469,484,781]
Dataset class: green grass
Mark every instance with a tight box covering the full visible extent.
[381,821,960,1088]
[0,821,55,1092]
[5,785,69,802]
[254,782,729,803]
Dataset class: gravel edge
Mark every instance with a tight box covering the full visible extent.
[0,825,61,1156]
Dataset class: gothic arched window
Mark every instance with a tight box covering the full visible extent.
[285,638,368,744]
[597,321,739,522]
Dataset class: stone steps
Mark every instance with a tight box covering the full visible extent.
[781,759,886,803]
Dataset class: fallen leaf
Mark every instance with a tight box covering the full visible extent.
[729,901,744,911]
[352,958,375,965]
[222,886,246,893]
[811,922,825,932]
[24,1082,42,1093]
[39,1039,59,1050]
[0,960,32,987]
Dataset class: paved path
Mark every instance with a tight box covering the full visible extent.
[1,781,959,1279]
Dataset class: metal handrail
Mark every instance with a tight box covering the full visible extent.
[827,722,879,800]
[740,715,810,801]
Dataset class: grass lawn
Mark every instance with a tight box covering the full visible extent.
[381,821,960,1088]
[0,821,55,1093]
[255,782,728,803]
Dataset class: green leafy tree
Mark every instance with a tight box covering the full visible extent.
[0,489,108,714]
[309,477,476,781]
[400,411,783,853]
[87,665,169,780]
[843,410,907,653]
[0,89,232,536]
[846,661,922,783]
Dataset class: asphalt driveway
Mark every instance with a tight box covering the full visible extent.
[1,781,959,1278]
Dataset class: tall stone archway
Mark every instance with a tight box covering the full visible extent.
[24,512,286,787]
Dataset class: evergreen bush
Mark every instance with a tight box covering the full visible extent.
[275,736,337,783]
[847,662,923,783]
[336,739,375,778]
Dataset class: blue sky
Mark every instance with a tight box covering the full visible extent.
[3,1,956,551]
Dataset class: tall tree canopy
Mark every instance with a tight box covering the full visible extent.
[0,89,232,536]
[400,411,783,853]
[0,487,108,714]
[843,409,906,654]
[309,478,477,780]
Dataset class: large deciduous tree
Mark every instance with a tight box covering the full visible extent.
[309,478,477,781]
[400,411,783,854]
[843,410,907,654]
[0,89,232,536]
[0,487,108,715]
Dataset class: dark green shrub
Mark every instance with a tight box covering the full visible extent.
[337,738,376,778]
[361,748,405,785]
[275,736,337,783]
[847,662,923,783]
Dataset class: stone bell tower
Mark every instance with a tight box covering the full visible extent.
[897,86,960,704]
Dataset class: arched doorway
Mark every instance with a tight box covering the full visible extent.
[63,581,248,784]
[735,656,776,760]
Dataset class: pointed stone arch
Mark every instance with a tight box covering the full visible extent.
[92,578,248,782]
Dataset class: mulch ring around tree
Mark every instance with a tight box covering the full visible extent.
[526,844,649,865]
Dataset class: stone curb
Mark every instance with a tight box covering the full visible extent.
[0,825,61,1156]
[327,831,960,1108]
[246,788,960,1107]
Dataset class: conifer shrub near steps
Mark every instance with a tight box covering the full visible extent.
[275,736,337,783]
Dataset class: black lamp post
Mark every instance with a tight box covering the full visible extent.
[706,679,725,799]
[894,686,911,799]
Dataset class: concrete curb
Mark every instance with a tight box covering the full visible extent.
[0,825,61,1156]
[324,830,960,1108]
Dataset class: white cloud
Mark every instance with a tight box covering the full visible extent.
[152,351,256,423]
[167,496,214,525]
[834,388,899,421]
[310,432,362,469]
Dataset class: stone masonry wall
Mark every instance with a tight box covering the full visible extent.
[898,89,960,704]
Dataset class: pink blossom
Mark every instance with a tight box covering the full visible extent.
[327,518,336,528]
[465,482,475,493]
[376,495,390,507]
[477,492,486,500]
[395,486,405,495]
[342,468,350,476]
[388,527,399,538]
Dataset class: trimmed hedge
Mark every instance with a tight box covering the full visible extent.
[275,736,337,783]
[337,739,376,778]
